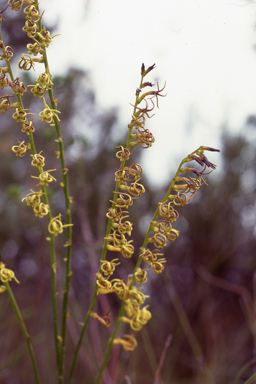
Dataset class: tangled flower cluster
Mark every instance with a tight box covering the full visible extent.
[129,64,166,149]
[89,64,169,349]
[0,1,57,113]
[93,62,219,350]
[104,64,166,261]
[0,1,58,122]
[21,158,71,236]
[0,2,70,238]
[0,262,20,293]
[139,146,220,279]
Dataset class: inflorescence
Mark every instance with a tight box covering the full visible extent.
[0,1,220,375]
[91,63,220,351]
[0,1,71,265]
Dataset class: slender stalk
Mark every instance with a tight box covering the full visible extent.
[67,198,116,383]
[93,260,141,384]
[67,284,98,383]
[94,302,126,384]
[67,74,145,383]
[5,282,41,384]
[94,154,196,383]
[154,334,172,383]
[243,372,256,384]
[34,5,73,381]
[167,281,204,364]
[0,28,60,375]
[234,357,256,384]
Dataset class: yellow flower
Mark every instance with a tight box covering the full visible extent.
[39,97,60,124]
[48,214,73,236]
[0,263,19,284]
[31,169,57,186]
[113,334,137,351]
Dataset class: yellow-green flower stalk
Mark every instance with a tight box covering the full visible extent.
[0,3,74,381]
[0,3,220,382]
[68,63,167,383]
[28,4,73,377]
[92,72,219,384]
[0,263,41,384]
[0,4,61,378]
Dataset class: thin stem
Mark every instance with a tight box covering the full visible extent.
[243,372,256,384]
[67,197,116,383]
[34,6,73,381]
[165,279,215,384]
[94,154,194,383]
[0,28,60,375]
[100,154,209,384]
[234,357,256,384]
[154,334,172,383]
[67,284,98,383]
[167,281,204,363]
[5,282,41,384]
[68,73,146,383]
[94,302,126,384]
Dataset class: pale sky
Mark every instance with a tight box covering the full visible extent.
[43,0,256,185]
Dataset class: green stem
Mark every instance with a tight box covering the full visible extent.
[67,213,114,383]
[93,268,139,384]
[243,372,256,384]
[67,74,145,383]
[67,284,98,383]
[34,7,73,381]
[5,282,41,384]
[94,302,126,384]
[94,153,193,383]
[1,30,60,375]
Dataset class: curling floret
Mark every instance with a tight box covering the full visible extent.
[151,258,167,274]
[27,41,44,56]
[48,214,73,236]
[36,26,60,48]
[115,144,131,161]
[90,308,111,328]
[30,83,46,98]
[31,169,56,186]
[112,279,130,300]
[12,107,34,123]
[112,192,134,209]
[111,216,133,236]
[0,42,14,61]
[33,202,49,218]
[0,262,19,284]
[36,71,53,88]
[0,68,9,88]
[129,288,148,307]
[8,0,34,11]
[22,19,38,37]
[39,97,60,124]
[0,95,12,114]
[129,306,152,331]
[12,141,30,157]
[21,120,35,135]
[22,189,44,207]
[140,248,160,264]
[96,273,112,294]
[31,151,45,169]
[23,5,43,22]
[134,268,148,284]
[113,334,137,351]
[158,200,179,222]
[8,0,24,11]
[121,240,134,258]
[100,258,120,277]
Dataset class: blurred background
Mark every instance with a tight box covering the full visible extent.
[1,0,256,383]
